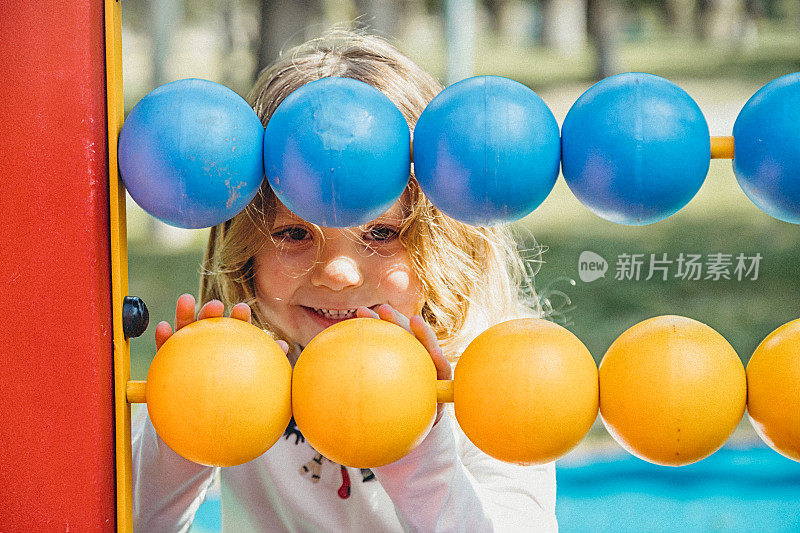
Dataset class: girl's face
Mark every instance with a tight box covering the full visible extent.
[253,199,425,350]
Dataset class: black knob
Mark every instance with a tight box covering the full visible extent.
[123,296,149,339]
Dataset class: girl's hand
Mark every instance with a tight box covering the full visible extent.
[155,293,289,354]
[356,304,452,425]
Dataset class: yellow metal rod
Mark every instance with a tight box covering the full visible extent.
[710,136,734,159]
[414,138,734,161]
[437,379,454,403]
[129,379,456,405]
[127,381,147,404]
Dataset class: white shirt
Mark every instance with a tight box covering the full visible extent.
[132,402,557,532]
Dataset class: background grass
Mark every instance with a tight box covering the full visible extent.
[519,163,800,365]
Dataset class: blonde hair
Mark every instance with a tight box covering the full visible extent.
[200,28,543,361]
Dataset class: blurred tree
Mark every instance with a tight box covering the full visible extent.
[420,0,531,47]
[697,0,747,44]
[484,0,506,34]
[628,0,770,42]
[444,0,476,83]
[121,0,149,33]
[587,0,621,79]
[352,0,403,37]
[745,0,768,18]
[213,0,260,93]
[151,0,182,87]
[485,0,538,47]
[664,0,697,37]
[253,0,322,81]
[540,0,588,53]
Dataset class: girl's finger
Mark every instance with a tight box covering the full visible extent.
[356,306,379,319]
[376,304,411,332]
[229,302,252,323]
[410,315,451,380]
[175,293,197,331]
[154,320,174,351]
[197,299,225,321]
[276,340,289,354]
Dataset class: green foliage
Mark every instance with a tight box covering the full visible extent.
[524,217,798,365]
[128,243,206,379]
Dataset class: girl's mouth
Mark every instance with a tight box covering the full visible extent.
[309,307,358,319]
[301,304,380,327]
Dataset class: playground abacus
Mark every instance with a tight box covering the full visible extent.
[8,3,800,530]
[119,70,800,471]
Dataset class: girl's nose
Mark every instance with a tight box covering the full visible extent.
[311,255,363,291]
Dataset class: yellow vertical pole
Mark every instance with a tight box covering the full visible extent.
[103,0,132,531]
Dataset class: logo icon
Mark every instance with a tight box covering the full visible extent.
[579,251,608,283]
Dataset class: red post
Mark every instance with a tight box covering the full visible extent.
[0,1,116,530]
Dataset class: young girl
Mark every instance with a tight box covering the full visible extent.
[132,29,558,532]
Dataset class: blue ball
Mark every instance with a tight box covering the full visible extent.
[561,73,710,225]
[119,78,265,229]
[413,76,560,226]
[264,77,410,228]
[733,72,800,225]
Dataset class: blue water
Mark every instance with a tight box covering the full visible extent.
[191,499,222,533]
[190,443,800,532]
[556,444,800,532]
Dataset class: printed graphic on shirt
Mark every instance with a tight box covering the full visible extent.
[284,416,377,500]
[283,416,305,445]
[300,453,324,483]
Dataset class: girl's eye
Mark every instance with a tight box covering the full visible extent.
[272,226,311,242]
[365,226,399,242]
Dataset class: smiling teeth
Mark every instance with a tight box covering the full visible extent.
[312,308,358,319]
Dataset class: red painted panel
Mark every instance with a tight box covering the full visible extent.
[0,1,116,530]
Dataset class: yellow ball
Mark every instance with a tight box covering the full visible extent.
[454,318,598,465]
[599,315,746,466]
[146,318,292,467]
[747,318,800,462]
[292,318,437,468]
